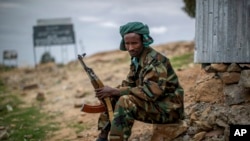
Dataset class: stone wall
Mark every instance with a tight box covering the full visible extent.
[181,63,250,141]
[151,63,250,141]
[201,63,250,105]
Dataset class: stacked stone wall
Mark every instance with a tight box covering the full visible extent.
[202,63,250,105]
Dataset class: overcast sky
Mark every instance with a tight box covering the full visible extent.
[0,0,195,67]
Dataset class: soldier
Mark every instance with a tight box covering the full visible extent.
[95,21,184,141]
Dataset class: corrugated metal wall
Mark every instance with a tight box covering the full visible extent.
[195,0,250,63]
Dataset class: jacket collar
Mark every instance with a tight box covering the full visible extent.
[130,47,152,69]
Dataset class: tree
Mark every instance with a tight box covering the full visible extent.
[182,0,196,18]
[40,51,55,64]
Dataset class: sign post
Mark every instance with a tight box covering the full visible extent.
[33,18,77,66]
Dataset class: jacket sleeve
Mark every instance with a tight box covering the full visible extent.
[117,67,136,96]
[119,59,174,102]
[130,61,169,101]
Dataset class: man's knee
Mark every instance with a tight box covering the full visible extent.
[116,95,136,108]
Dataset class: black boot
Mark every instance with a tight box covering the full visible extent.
[96,130,109,141]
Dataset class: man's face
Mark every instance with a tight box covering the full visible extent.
[124,33,143,57]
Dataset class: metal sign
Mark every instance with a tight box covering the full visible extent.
[32,18,78,67]
[2,50,18,67]
[3,50,17,59]
[33,24,75,46]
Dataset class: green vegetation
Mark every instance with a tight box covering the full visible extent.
[0,64,16,72]
[182,0,196,18]
[40,51,55,64]
[0,80,59,141]
[68,122,91,134]
[170,52,194,69]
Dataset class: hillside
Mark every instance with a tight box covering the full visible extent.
[1,40,249,141]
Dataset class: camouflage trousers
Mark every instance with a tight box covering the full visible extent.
[97,95,179,141]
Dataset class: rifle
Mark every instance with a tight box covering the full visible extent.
[78,53,114,122]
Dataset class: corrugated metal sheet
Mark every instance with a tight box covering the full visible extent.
[195,0,250,63]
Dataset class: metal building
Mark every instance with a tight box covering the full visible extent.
[195,0,250,63]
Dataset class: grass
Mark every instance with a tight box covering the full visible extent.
[170,52,194,69]
[0,77,90,141]
[0,80,59,141]
[0,65,17,72]
[1,107,55,140]
[68,122,92,134]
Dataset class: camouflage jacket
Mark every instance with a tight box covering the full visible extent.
[118,47,184,118]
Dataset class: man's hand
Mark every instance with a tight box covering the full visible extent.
[95,86,120,99]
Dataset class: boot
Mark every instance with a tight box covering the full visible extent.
[96,130,109,141]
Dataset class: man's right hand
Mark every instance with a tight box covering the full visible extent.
[95,86,120,99]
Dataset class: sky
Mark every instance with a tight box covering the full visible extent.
[0,0,195,67]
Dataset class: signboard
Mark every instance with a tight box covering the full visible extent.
[3,50,17,59]
[33,24,75,46]
[32,18,78,66]
[2,50,18,67]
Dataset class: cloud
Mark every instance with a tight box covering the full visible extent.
[110,0,183,18]
[0,2,21,9]
[77,16,119,29]
[150,26,168,34]
[98,21,119,28]
[77,16,101,23]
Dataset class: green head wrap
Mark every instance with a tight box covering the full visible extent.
[119,21,154,51]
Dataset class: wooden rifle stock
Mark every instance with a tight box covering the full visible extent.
[78,53,114,121]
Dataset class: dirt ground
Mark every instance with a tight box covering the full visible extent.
[2,41,202,141]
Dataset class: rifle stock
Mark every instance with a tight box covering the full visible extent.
[78,53,114,121]
[81,103,106,113]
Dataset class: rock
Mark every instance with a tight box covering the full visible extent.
[238,64,250,69]
[192,131,206,141]
[24,134,33,139]
[211,64,228,72]
[76,134,84,138]
[224,84,246,105]
[74,101,83,108]
[22,83,39,90]
[215,119,228,128]
[238,70,250,88]
[194,121,213,131]
[36,92,45,101]
[74,92,86,98]
[0,130,9,140]
[207,114,217,126]
[182,134,191,141]
[227,63,241,72]
[6,104,13,112]
[151,120,188,141]
[190,112,198,124]
[204,65,217,73]
[131,138,139,141]
[201,106,211,119]
[228,105,250,125]
[194,76,224,103]
[187,126,199,135]
[205,128,224,137]
[218,72,241,84]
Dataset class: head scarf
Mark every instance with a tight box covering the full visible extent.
[119,21,154,51]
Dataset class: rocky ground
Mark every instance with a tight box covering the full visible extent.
[1,41,250,141]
